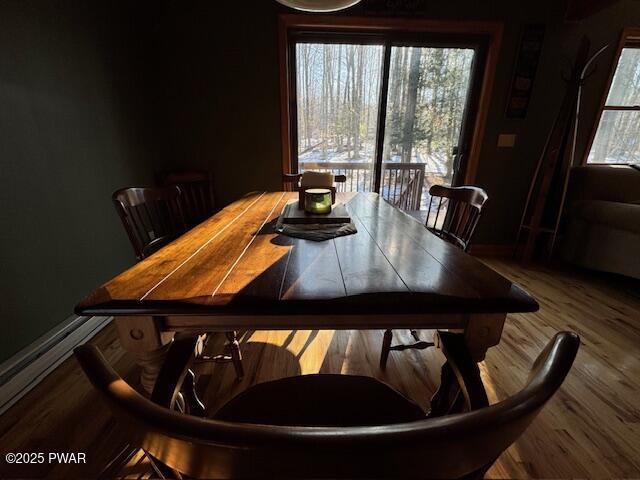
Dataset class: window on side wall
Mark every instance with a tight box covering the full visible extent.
[587,31,640,165]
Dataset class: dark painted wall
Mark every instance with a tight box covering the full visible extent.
[151,0,640,244]
[152,0,285,204]
[0,0,158,362]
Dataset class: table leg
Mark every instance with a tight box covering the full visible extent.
[114,316,174,395]
[429,361,464,416]
[464,313,506,362]
[181,368,206,416]
[150,333,206,415]
[379,329,393,369]
[226,331,244,380]
[428,330,489,417]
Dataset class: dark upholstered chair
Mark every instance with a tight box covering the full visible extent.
[561,165,640,279]
[112,186,186,261]
[75,331,579,479]
[380,184,489,369]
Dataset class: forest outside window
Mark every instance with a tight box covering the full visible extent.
[279,16,503,212]
[587,37,640,165]
[290,33,479,213]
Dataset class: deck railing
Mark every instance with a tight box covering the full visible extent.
[299,161,426,210]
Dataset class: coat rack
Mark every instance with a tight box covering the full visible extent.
[516,37,608,262]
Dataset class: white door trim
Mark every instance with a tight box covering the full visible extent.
[0,315,112,416]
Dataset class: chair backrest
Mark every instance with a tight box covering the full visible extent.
[75,332,579,479]
[427,184,489,251]
[112,186,185,260]
[283,172,347,190]
[159,170,216,228]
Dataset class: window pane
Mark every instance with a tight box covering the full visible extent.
[381,47,474,210]
[606,48,640,106]
[587,110,640,164]
[295,43,383,192]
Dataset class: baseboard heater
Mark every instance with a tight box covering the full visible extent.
[0,315,111,416]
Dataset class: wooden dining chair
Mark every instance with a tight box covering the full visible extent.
[380,184,489,369]
[113,184,243,380]
[159,170,216,228]
[75,331,579,479]
[425,184,489,252]
[112,186,186,261]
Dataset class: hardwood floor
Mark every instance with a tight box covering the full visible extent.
[1,258,639,479]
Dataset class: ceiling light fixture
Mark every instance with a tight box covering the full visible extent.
[275,0,362,12]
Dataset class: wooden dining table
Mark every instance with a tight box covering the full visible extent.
[76,191,538,409]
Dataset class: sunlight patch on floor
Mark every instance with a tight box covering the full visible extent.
[242,329,336,375]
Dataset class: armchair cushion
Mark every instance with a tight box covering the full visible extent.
[575,200,640,234]
[565,165,640,208]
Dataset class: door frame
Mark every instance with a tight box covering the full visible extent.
[278,14,503,188]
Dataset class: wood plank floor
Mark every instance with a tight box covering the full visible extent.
[1,258,639,479]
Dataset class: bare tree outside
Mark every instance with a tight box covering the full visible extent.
[295,42,475,211]
[588,47,640,164]
[296,43,383,185]
[383,47,474,209]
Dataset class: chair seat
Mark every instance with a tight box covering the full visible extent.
[214,374,426,427]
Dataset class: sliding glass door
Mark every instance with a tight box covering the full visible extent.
[381,46,474,211]
[291,34,481,214]
[295,42,384,192]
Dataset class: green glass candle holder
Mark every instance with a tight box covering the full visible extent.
[304,188,332,214]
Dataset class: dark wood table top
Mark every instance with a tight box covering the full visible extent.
[76,192,538,317]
